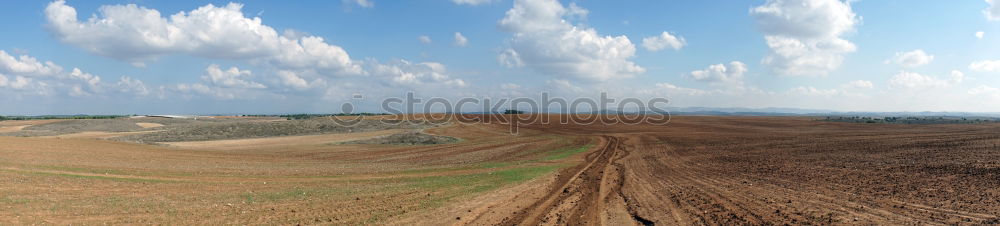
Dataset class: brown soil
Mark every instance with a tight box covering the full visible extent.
[0,120,586,225]
[5,115,1000,225]
[457,115,1000,225]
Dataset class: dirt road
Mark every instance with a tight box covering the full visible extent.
[496,135,630,225]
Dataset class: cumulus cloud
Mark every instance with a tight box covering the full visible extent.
[0,50,145,97]
[45,0,363,75]
[0,50,62,76]
[42,0,472,101]
[454,32,468,47]
[688,61,748,85]
[642,31,686,51]
[977,31,985,39]
[368,60,466,87]
[452,0,496,6]
[889,71,952,89]
[277,71,311,90]
[843,80,873,89]
[497,49,523,68]
[175,83,218,98]
[116,76,150,96]
[202,64,266,89]
[751,0,859,76]
[969,60,1000,72]
[987,0,1000,21]
[10,76,32,90]
[498,0,644,81]
[656,83,709,96]
[885,49,934,67]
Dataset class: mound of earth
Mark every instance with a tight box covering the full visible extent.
[3,118,201,137]
[341,131,460,145]
[111,119,437,143]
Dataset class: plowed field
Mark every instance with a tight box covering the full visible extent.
[3,116,1000,225]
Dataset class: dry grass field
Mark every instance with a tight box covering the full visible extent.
[0,117,590,225]
[2,115,1000,225]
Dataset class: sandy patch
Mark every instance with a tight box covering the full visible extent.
[0,125,29,133]
[135,123,164,128]
[162,129,405,150]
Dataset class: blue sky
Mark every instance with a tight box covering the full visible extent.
[1,0,999,115]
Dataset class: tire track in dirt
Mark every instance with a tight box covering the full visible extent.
[498,135,643,225]
[479,128,1000,225]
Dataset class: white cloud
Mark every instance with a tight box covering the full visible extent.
[950,70,965,83]
[497,49,523,68]
[0,49,130,97]
[969,85,1000,98]
[987,0,1000,21]
[418,35,432,44]
[452,0,496,6]
[369,60,466,87]
[889,71,950,89]
[69,68,101,87]
[498,0,644,81]
[885,49,934,67]
[40,1,478,102]
[0,50,62,76]
[790,86,841,97]
[267,36,363,75]
[45,1,363,75]
[976,31,985,39]
[843,80,873,89]
[116,76,149,96]
[344,0,374,8]
[454,32,468,47]
[277,71,310,90]
[688,61,748,85]
[546,79,583,93]
[751,0,859,76]
[969,60,1000,72]
[202,64,266,89]
[175,83,218,98]
[68,84,91,97]
[655,83,709,96]
[0,74,7,87]
[642,31,686,51]
[10,76,33,90]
